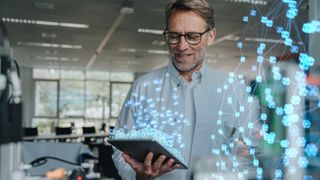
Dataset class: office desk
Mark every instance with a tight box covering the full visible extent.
[23,133,109,141]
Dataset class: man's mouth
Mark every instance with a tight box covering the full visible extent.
[175,54,192,62]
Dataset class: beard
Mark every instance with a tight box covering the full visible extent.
[172,56,204,73]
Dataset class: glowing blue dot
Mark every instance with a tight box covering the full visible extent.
[297,137,306,147]
[256,76,262,83]
[282,77,291,86]
[243,16,249,22]
[290,45,299,53]
[250,148,255,155]
[284,38,293,46]
[280,140,289,148]
[269,56,277,64]
[260,16,268,23]
[284,104,294,114]
[250,9,257,16]
[266,20,273,27]
[248,96,253,103]
[275,169,282,178]
[276,107,284,115]
[246,86,252,93]
[237,42,243,48]
[253,159,259,166]
[286,8,298,19]
[298,157,308,168]
[239,127,244,133]
[260,113,267,121]
[262,124,268,131]
[302,119,311,129]
[240,56,246,62]
[291,95,301,105]
[281,31,290,39]
[240,106,244,112]
[218,110,223,116]
[305,144,318,157]
[276,26,283,33]
[248,122,253,129]
[218,129,224,135]
[257,56,264,63]
[256,167,263,175]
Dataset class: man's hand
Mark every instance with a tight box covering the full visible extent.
[122,152,179,180]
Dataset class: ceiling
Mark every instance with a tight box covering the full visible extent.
[0,0,309,78]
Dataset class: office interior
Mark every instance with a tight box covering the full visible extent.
[0,0,319,179]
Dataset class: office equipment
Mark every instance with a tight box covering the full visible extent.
[0,20,22,145]
[108,139,188,169]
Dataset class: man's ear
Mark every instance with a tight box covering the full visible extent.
[207,28,216,46]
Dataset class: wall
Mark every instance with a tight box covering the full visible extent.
[20,67,34,127]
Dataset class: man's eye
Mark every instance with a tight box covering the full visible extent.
[169,33,179,39]
[187,34,200,40]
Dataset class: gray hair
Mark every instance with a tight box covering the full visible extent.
[165,0,215,29]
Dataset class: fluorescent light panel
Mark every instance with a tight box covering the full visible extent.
[17,41,82,49]
[147,50,168,55]
[223,0,268,5]
[138,28,163,35]
[1,17,89,29]
[35,56,78,61]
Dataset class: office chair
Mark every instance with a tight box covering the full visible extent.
[23,127,38,137]
[55,127,72,142]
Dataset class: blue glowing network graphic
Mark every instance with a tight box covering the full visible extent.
[111,0,319,179]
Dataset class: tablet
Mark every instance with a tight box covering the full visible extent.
[108,139,188,169]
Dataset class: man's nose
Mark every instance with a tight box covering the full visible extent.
[176,36,189,50]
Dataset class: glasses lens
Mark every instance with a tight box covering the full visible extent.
[185,33,201,45]
[166,33,179,44]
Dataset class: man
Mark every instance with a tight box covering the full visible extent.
[112,0,258,179]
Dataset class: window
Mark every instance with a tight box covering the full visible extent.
[59,80,85,118]
[85,81,110,119]
[111,82,131,117]
[34,80,58,117]
[33,69,134,133]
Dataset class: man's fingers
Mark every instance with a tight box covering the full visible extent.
[144,152,154,168]
[161,159,175,172]
[168,164,180,172]
[122,153,140,169]
[153,155,166,169]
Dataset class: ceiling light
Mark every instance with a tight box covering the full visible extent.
[119,48,136,52]
[34,56,78,61]
[120,7,134,14]
[222,0,268,5]
[147,50,168,55]
[152,40,166,46]
[2,17,89,29]
[18,41,82,49]
[138,28,163,35]
[41,32,57,38]
[34,1,55,10]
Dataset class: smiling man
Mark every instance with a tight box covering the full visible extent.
[112,0,258,179]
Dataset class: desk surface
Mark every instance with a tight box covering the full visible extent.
[23,133,109,141]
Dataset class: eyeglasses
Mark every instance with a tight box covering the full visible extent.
[163,28,211,45]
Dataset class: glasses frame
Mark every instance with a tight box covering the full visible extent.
[163,28,212,45]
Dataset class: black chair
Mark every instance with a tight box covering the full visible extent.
[82,126,96,144]
[82,126,96,134]
[55,127,72,142]
[55,127,72,135]
[23,127,38,137]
